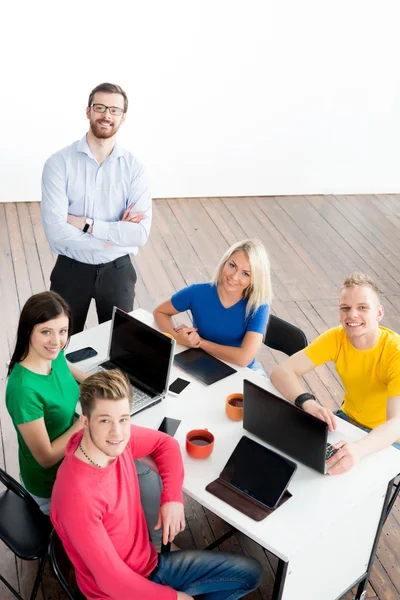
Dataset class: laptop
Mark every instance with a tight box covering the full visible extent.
[87,308,175,416]
[243,379,339,474]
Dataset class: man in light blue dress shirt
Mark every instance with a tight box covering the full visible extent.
[41,82,152,333]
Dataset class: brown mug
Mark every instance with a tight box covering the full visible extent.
[186,428,215,459]
[225,393,244,421]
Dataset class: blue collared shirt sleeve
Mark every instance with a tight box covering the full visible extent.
[41,155,105,252]
[91,164,152,247]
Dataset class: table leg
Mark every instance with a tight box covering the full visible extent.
[352,478,394,600]
[272,558,289,600]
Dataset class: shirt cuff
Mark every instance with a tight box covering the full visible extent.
[92,219,110,241]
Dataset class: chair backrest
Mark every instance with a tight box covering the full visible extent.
[264,314,308,356]
[49,531,85,600]
[0,468,52,560]
[0,467,43,512]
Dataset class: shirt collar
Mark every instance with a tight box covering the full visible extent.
[77,135,93,158]
[76,135,125,161]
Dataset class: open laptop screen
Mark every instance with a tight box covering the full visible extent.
[109,309,173,395]
[243,379,328,473]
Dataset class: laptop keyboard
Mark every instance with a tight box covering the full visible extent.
[86,363,157,414]
[326,443,339,461]
[131,387,154,411]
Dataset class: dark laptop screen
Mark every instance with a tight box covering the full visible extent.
[109,309,173,395]
[243,379,328,473]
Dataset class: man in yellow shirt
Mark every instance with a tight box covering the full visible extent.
[270,273,400,475]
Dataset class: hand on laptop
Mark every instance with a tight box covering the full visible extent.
[154,501,186,545]
[302,400,337,432]
[326,440,362,475]
[173,326,201,348]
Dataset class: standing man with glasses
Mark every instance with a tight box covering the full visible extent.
[41,83,151,334]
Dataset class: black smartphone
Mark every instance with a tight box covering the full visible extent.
[169,378,191,396]
[158,417,181,437]
[65,347,98,363]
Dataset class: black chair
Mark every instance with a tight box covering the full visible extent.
[0,468,52,600]
[264,314,308,356]
[49,531,85,600]
[49,530,168,599]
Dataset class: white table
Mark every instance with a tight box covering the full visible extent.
[68,309,400,600]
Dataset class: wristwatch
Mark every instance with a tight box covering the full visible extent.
[83,217,94,233]
[294,392,316,409]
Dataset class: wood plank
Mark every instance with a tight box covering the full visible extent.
[308,195,399,292]
[0,543,20,600]
[250,198,334,302]
[5,203,33,309]
[16,203,46,294]
[274,195,349,290]
[313,195,400,290]
[258,196,338,299]
[221,197,303,303]
[151,203,188,292]
[338,195,400,261]
[305,195,397,292]
[155,200,209,285]
[28,202,55,289]
[168,197,228,274]
[0,204,21,479]
[369,556,400,600]
[200,197,247,246]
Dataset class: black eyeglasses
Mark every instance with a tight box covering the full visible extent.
[90,103,124,116]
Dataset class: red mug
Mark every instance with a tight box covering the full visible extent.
[186,428,215,459]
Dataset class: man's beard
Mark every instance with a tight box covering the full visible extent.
[90,118,120,139]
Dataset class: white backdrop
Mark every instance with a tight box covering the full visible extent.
[1,0,400,202]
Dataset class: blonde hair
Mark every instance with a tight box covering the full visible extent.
[341,273,380,301]
[80,370,132,417]
[212,239,273,317]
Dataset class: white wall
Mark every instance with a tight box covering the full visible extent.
[2,0,400,202]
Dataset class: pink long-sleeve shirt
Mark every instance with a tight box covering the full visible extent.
[51,425,184,600]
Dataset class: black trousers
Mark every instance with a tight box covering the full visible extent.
[50,254,137,334]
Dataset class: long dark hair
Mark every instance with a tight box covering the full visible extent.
[7,291,73,377]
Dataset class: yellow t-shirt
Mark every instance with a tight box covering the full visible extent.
[304,326,400,430]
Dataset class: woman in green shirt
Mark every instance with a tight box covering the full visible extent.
[6,291,87,514]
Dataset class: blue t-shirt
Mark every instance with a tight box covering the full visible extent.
[171,282,269,367]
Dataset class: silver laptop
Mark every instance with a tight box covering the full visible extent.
[87,307,175,416]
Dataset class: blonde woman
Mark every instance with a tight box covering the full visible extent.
[154,239,272,371]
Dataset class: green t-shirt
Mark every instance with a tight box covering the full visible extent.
[6,351,80,498]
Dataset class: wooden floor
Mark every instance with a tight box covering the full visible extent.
[1,195,400,599]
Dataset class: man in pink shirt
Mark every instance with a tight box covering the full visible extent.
[51,369,262,600]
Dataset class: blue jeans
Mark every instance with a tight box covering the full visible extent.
[150,550,263,599]
[334,409,400,451]
[136,460,163,548]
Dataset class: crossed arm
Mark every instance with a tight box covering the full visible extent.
[153,299,263,367]
[42,158,151,250]
[270,352,400,474]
